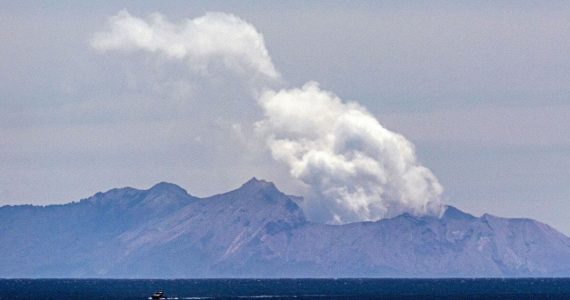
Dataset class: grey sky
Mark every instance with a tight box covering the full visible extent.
[1,1,570,233]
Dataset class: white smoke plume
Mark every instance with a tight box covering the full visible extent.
[91,10,279,79]
[92,11,444,224]
[256,82,443,224]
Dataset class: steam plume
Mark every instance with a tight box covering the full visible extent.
[256,82,443,223]
[91,10,279,79]
[92,11,444,224]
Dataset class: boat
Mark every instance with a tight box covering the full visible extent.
[150,291,166,299]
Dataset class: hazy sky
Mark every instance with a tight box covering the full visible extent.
[1,1,570,233]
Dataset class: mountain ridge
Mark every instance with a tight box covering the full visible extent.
[1,179,570,278]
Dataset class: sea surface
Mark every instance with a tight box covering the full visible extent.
[1,278,570,299]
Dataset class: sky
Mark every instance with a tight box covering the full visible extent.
[1,1,570,232]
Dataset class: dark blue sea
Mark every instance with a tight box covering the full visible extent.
[1,278,570,299]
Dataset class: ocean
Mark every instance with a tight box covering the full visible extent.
[1,278,570,299]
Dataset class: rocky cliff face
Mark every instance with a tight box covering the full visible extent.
[1,178,570,278]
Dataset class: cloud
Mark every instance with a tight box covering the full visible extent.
[92,10,444,224]
[256,82,443,224]
[91,10,279,80]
